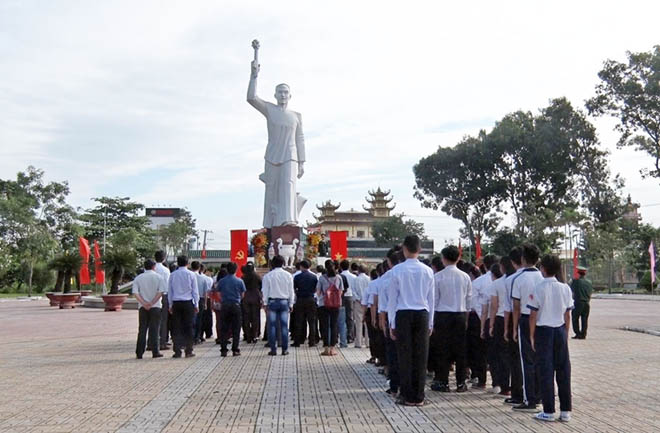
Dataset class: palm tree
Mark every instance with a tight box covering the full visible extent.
[48,252,82,293]
[103,248,137,294]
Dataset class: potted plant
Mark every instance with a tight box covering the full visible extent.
[49,252,82,309]
[46,255,66,306]
[101,248,136,311]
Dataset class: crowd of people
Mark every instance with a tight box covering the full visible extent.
[132,236,591,423]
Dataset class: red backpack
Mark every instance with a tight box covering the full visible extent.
[324,276,342,309]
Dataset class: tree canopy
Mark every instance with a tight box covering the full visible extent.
[372,213,426,247]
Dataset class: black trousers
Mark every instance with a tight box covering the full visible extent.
[365,307,384,360]
[221,303,242,353]
[202,299,213,339]
[466,311,487,384]
[385,334,400,392]
[159,294,170,346]
[343,296,354,341]
[507,319,524,401]
[194,298,206,341]
[519,314,540,405]
[318,306,339,347]
[572,301,590,338]
[136,306,161,357]
[172,300,195,355]
[242,302,261,342]
[433,311,467,385]
[536,325,572,414]
[395,310,429,404]
[294,297,318,345]
[493,316,511,392]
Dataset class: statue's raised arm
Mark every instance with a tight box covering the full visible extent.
[247,39,267,115]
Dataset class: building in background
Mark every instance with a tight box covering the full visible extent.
[145,208,182,230]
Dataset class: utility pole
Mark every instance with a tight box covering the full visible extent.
[201,230,213,251]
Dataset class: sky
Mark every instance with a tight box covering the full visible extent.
[1,0,659,249]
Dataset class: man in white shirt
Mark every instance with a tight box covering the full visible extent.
[262,255,296,356]
[352,265,370,348]
[133,259,167,359]
[380,248,403,395]
[191,261,210,344]
[154,250,171,350]
[387,235,435,406]
[510,243,544,412]
[430,245,472,393]
[467,254,497,388]
[528,254,573,423]
[489,257,516,397]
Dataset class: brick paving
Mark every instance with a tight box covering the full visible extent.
[1,298,659,432]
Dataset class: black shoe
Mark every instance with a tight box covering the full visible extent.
[233,351,241,357]
[268,351,277,356]
[152,353,163,358]
[221,351,228,357]
[504,397,522,405]
[185,352,195,358]
[172,352,182,358]
[572,335,580,339]
[309,343,317,348]
[431,382,450,392]
[282,351,289,356]
[512,403,539,412]
[136,354,143,359]
[456,383,468,393]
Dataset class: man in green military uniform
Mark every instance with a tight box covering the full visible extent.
[570,266,593,339]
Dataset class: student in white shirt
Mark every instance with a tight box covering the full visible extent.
[468,254,498,388]
[363,269,381,364]
[528,254,573,423]
[504,248,525,405]
[430,245,472,393]
[352,264,371,348]
[511,244,544,412]
[482,263,503,394]
[339,260,356,344]
[488,257,516,398]
[387,235,435,406]
[380,249,403,396]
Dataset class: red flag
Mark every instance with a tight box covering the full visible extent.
[329,231,348,261]
[231,230,249,278]
[94,240,105,285]
[572,248,579,279]
[79,237,91,285]
[475,236,482,261]
[201,248,207,259]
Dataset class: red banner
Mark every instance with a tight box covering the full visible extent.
[79,237,91,285]
[475,236,482,261]
[94,240,105,284]
[329,231,348,261]
[572,248,579,279]
[231,230,249,278]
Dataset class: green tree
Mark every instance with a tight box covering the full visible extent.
[587,45,660,180]
[103,248,138,294]
[372,213,426,247]
[0,167,71,295]
[80,196,155,260]
[414,132,503,253]
[156,208,197,256]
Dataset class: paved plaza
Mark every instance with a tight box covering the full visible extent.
[1,298,659,433]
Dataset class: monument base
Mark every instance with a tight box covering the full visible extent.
[268,225,302,255]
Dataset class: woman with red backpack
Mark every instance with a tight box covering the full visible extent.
[317,260,344,356]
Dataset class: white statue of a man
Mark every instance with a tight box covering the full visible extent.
[247,39,306,228]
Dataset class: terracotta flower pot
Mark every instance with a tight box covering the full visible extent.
[56,293,81,309]
[80,290,93,297]
[102,294,129,311]
[45,292,61,307]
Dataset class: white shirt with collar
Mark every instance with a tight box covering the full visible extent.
[491,276,508,317]
[262,267,295,306]
[527,276,574,327]
[155,262,170,290]
[434,264,472,313]
[353,272,370,302]
[364,278,379,307]
[503,268,522,312]
[471,271,493,318]
[377,270,393,313]
[133,270,167,309]
[386,258,435,330]
[511,267,544,315]
[340,270,355,298]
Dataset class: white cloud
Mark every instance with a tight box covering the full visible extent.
[1,0,659,249]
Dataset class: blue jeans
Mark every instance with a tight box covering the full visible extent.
[338,306,347,347]
[268,299,290,353]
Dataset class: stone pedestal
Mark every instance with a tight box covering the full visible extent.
[268,226,302,255]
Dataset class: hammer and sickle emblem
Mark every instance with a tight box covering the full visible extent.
[235,250,245,261]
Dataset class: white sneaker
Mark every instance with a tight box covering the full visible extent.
[534,412,555,422]
[488,386,501,394]
[560,411,571,422]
